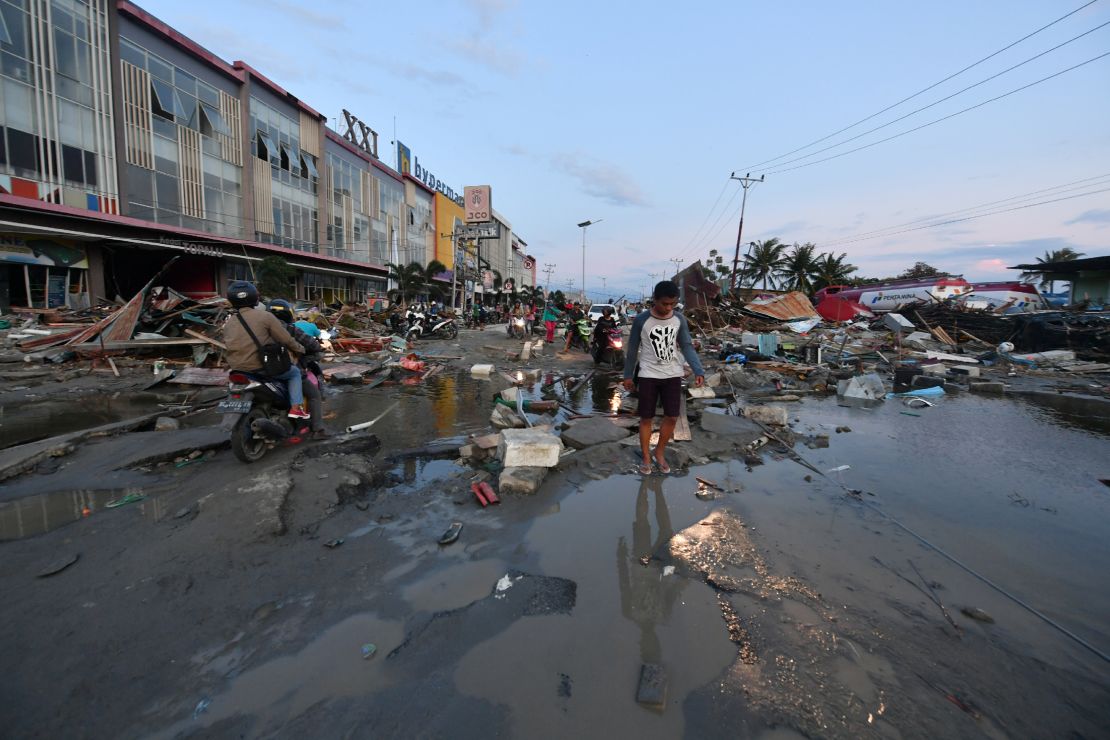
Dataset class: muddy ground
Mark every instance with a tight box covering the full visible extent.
[1,324,1108,739]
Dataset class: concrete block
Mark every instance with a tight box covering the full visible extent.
[704,372,723,388]
[154,416,180,432]
[636,663,667,707]
[499,466,548,494]
[921,363,948,377]
[883,312,915,333]
[969,381,1005,394]
[501,386,520,402]
[950,365,980,377]
[699,409,765,447]
[471,433,502,450]
[520,344,531,361]
[561,416,633,449]
[470,364,494,376]
[742,405,788,426]
[490,404,526,429]
[687,385,716,399]
[498,428,563,468]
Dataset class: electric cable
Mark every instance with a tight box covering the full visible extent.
[761,20,1110,173]
[765,51,1110,176]
[742,0,1102,170]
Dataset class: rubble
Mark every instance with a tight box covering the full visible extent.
[498,428,563,468]
[499,466,549,495]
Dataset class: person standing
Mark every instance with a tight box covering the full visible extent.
[542,301,564,343]
[622,281,704,474]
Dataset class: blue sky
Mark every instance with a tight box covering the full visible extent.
[143,0,1110,299]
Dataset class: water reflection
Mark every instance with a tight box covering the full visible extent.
[616,475,683,663]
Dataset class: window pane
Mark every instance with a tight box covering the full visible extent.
[200,104,229,136]
[150,77,175,119]
[156,172,179,212]
[61,143,83,183]
[174,67,195,95]
[0,5,26,58]
[0,6,11,45]
[8,127,35,171]
[83,149,97,187]
[0,126,6,165]
[147,53,172,82]
[119,38,144,67]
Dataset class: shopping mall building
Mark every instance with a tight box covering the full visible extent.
[0,0,534,310]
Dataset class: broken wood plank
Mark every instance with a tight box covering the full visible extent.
[167,367,229,386]
[184,328,227,350]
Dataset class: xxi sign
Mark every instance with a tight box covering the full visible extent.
[341,109,379,159]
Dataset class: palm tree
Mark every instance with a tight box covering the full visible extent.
[739,238,787,289]
[777,242,820,293]
[386,261,427,307]
[421,259,448,301]
[1020,247,1085,292]
[811,252,858,292]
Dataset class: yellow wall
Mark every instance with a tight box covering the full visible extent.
[435,192,464,271]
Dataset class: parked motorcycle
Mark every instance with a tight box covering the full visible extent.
[405,311,458,341]
[507,315,526,339]
[220,370,309,462]
[592,326,625,368]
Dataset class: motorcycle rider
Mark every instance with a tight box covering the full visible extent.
[563,302,587,352]
[268,299,329,438]
[591,305,619,359]
[222,281,309,419]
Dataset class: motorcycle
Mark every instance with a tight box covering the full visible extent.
[219,370,310,463]
[566,317,592,352]
[406,311,458,341]
[507,315,526,339]
[592,326,625,368]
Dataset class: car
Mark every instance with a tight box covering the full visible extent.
[587,303,618,324]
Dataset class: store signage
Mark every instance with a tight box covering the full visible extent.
[396,140,463,204]
[342,109,379,159]
[502,278,515,293]
[464,185,491,223]
[158,236,225,258]
[457,222,500,240]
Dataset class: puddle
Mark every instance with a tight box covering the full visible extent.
[0,395,158,449]
[402,558,509,612]
[154,613,404,738]
[0,486,152,541]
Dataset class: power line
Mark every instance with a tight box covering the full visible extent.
[674,184,744,263]
[678,176,734,256]
[743,0,1103,171]
[824,186,1110,247]
[766,50,1110,176]
[822,172,1110,247]
[761,20,1110,173]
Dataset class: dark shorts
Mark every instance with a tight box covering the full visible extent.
[637,376,682,419]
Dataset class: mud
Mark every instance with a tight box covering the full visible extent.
[0,325,1108,738]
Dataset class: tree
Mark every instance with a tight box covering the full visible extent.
[1020,247,1085,292]
[386,261,427,307]
[777,242,820,293]
[550,289,566,307]
[897,262,945,280]
[739,238,787,289]
[256,256,295,299]
[811,252,858,291]
[422,259,448,301]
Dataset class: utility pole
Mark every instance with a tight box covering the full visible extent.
[729,172,764,291]
[577,219,601,306]
[543,263,556,296]
[600,276,606,297]
[670,258,684,279]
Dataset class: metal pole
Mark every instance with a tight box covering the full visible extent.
[581,225,586,305]
[729,173,764,291]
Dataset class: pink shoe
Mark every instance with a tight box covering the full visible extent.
[288,405,311,419]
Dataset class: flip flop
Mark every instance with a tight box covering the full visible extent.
[638,462,654,475]
[655,460,672,474]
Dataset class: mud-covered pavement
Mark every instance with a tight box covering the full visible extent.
[1,325,1109,739]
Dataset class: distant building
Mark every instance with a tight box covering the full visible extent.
[1010,255,1110,306]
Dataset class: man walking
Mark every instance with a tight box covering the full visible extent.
[622,281,703,474]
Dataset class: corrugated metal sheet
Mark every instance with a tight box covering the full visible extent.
[743,291,820,321]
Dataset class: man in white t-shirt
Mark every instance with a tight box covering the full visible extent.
[622,280,704,475]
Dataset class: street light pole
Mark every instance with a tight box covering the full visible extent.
[577,219,602,305]
[729,172,764,291]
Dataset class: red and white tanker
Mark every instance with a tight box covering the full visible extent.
[958,281,1049,312]
[814,276,972,320]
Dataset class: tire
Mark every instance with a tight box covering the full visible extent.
[406,328,419,342]
[444,323,458,339]
[231,408,269,463]
[611,350,624,370]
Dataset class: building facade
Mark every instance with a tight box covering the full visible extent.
[0,0,528,312]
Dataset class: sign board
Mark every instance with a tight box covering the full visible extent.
[481,270,494,289]
[502,279,515,293]
[458,222,500,240]
[464,185,491,223]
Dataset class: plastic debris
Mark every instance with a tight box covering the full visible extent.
[361,643,377,659]
[193,697,211,719]
[438,522,463,545]
[828,465,851,473]
[323,538,344,549]
[105,493,147,508]
[36,553,80,578]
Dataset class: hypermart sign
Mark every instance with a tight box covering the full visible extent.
[396,141,463,205]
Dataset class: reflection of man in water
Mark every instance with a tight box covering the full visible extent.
[616,475,683,663]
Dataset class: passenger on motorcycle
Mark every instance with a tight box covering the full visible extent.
[221,282,309,419]
[592,306,618,348]
[269,299,329,438]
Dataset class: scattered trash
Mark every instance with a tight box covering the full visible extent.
[438,522,463,545]
[662,566,675,577]
[900,411,922,417]
[903,397,935,408]
[360,643,377,660]
[345,401,400,434]
[193,697,211,719]
[323,538,344,549]
[105,493,146,508]
[36,553,80,578]
[827,465,851,473]
[960,607,995,624]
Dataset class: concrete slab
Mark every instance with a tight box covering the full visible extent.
[699,409,765,446]
[742,405,788,426]
[498,428,563,467]
[561,416,633,449]
[499,466,548,494]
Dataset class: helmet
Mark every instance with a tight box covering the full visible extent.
[268,298,294,324]
[227,281,258,309]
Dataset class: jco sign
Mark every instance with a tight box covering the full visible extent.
[464,185,491,223]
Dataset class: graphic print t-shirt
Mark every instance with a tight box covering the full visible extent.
[637,314,685,379]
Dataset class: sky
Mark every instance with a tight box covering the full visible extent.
[141,0,1110,300]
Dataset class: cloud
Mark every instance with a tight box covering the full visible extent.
[463,0,516,29]
[387,62,469,89]
[1065,209,1110,226]
[446,37,524,76]
[756,220,811,239]
[269,0,341,28]
[552,152,649,208]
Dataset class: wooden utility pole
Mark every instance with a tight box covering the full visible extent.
[729,172,764,291]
